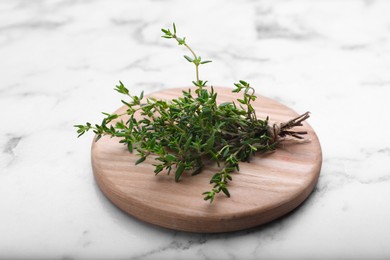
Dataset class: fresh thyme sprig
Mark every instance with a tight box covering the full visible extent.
[75,23,310,203]
[161,23,211,89]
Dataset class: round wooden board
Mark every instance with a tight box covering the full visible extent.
[91,87,322,233]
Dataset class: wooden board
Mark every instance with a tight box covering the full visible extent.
[91,87,322,233]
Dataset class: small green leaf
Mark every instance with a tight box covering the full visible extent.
[115,121,125,129]
[175,164,185,182]
[239,80,248,86]
[165,154,176,162]
[173,23,177,34]
[219,102,232,107]
[210,173,221,183]
[127,143,133,153]
[184,134,192,152]
[191,166,203,176]
[237,99,246,104]
[222,146,230,157]
[184,55,193,62]
[221,187,230,197]
[135,157,146,165]
[154,164,164,175]
[203,132,215,151]
[114,81,129,95]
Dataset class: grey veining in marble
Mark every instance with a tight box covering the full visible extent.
[1,0,390,259]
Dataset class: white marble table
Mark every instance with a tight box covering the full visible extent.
[1,0,390,259]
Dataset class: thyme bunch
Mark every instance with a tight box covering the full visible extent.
[75,23,310,203]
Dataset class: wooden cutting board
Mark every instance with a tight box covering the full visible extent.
[91,87,322,233]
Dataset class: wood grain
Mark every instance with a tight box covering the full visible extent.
[91,87,322,233]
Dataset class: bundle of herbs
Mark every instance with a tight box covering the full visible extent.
[75,24,310,203]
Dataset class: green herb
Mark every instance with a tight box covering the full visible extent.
[75,23,310,203]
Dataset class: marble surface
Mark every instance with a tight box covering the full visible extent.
[1,0,390,259]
